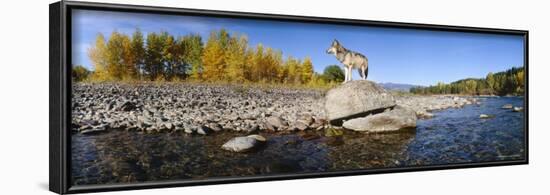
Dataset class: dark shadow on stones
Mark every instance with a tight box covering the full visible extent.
[329,106,395,126]
[352,127,418,135]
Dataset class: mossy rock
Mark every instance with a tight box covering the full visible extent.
[324,128,343,137]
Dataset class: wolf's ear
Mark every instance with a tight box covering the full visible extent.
[332,39,339,45]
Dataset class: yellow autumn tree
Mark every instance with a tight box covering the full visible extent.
[85,28,327,87]
[301,56,314,84]
[88,33,110,81]
[249,44,264,82]
[105,31,127,80]
[202,30,229,81]
[516,69,525,93]
[263,47,282,83]
[284,56,300,84]
[243,48,255,81]
[121,34,137,80]
[225,34,248,82]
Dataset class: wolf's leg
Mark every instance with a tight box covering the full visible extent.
[349,66,353,81]
[343,66,348,83]
[345,66,348,82]
[363,66,366,80]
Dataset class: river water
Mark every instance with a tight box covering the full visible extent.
[71,97,525,186]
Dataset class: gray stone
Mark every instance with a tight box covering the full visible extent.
[297,113,314,125]
[325,80,396,124]
[184,126,193,134]
[196,126,211,135]
[416,110,434,119]
[81,124,107,134]
[137,115,153,127]
[247,134,266,142]
[245,125,259,134]
[221,135,266,152]
[294,121,309,131]
[343,106,417,132]
[309,122,321,130]
[78,125,92,131]
[266,116,287,129]
[225,114,240,121]
[163,122,173,130]
[105,101,116,111]
[479,114,494,119]
[316,125,325,131]
[513,107,524,112]
[208,123,223,132]
[502,104,513,109]
[264,121,275,131]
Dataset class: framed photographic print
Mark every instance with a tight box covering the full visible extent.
[50,1,528,194]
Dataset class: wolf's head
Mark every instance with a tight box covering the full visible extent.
[326,39,341,55]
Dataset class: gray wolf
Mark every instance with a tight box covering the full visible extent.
[326,39,369,83]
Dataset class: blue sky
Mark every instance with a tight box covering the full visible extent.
[72,9,524,86]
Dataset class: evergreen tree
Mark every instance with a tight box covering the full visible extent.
[410,67,525,96]
[161,32,177,80]
[72,65,90,82]
[322,65,344,83]
[145,32,164,80]
[181,35,203,80]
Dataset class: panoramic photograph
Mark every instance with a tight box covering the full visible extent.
[70,9,525,186]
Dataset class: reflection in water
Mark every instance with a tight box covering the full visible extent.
[72,132,332,185]
[327,131,416,170]
[71,97,525,186]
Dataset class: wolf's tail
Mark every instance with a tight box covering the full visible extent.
[364,66,369,80]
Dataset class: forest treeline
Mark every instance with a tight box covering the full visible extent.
[74,29,345,87]
[409,67,525,96]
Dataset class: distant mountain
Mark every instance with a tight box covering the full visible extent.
[378,82,423,92]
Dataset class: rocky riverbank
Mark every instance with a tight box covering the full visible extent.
[71,82,479,136]
[396,94,479,119]
[72,83,327,135]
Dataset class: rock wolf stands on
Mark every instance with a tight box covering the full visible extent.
[326,39,369,83]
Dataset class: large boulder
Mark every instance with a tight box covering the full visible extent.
[342,106,417,132]
[325,80,396,124]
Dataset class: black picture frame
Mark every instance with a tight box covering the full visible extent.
[49,1,529,194]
